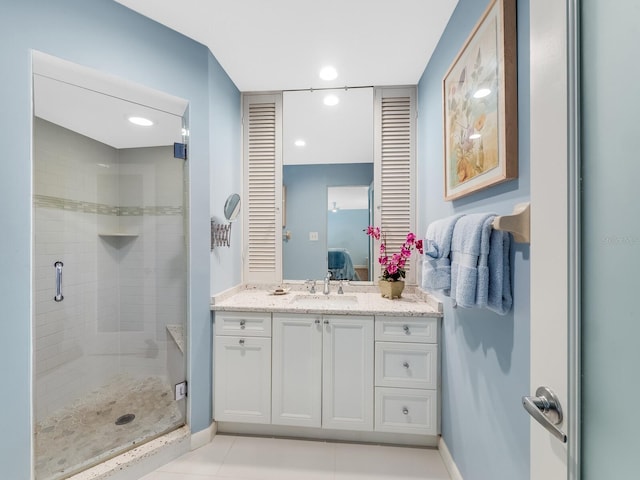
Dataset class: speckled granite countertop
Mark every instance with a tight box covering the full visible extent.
[211,284,442,317]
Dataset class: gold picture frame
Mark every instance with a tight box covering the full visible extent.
[443,0,517,201]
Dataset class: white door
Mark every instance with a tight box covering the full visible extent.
[271,313,322,427]
[322,315,374,431]
[532,2,639,478]
[213,336,271,424]
[529,0,574,477]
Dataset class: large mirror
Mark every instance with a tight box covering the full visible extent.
[282,88,374,281]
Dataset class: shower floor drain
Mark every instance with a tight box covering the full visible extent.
[115,413,135,425]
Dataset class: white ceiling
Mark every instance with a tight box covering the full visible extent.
[33,2,460,150]
[33,51,186,149]
[283,88,373,165]
[114,0,459,92]
[328,186,370,211]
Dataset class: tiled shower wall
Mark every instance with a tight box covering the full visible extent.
[33,118,186,420]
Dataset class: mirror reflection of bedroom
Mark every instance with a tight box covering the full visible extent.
[327,185,372,281]
[281,87,374,282]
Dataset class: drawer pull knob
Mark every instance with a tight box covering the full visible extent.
[239,339,245,346]
[402,407,409,415]
[240,320,246,329]
[403,361,410,369]
[403,325,410,334]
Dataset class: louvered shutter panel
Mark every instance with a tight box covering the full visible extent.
[374,87,417,284]
[243,94,282,283]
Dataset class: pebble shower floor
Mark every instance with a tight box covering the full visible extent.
[34,374,183,480]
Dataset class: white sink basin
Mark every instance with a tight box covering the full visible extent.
[289,294,358,307]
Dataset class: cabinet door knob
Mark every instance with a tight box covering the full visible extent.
[240,319,246,329]
[239,339,245,346]
[403,361,410,369]
[315,318,321,324]
[323,320,329,325]
[403,325,410,334]
[402,407,409,415]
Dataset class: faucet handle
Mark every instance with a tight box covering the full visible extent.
[337,280,344,295]
[306,279,316,293]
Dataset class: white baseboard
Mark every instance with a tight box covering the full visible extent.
[190,421,216,450]
[439,436,463,480]
[217,422,438,447]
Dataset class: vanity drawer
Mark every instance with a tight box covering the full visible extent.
[215,311,272,337]
[375,342,437,389]
[375,387,437,435]
[374,316,437,343]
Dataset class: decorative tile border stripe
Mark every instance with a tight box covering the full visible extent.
[119,206,184,216]
[34,195,118,215]
[34,195,183,216]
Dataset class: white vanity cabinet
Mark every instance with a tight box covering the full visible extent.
[271,313,374,431]
[214,312,272,424]
[374,315,439,435]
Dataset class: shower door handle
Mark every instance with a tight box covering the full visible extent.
[54,261,64,302]
[522,386,567,443]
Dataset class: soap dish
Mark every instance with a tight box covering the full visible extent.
[271,288,290,296]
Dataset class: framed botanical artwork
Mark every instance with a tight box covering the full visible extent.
[442,0,517,201]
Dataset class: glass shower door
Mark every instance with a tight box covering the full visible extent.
[32,53,188,480]
[581,0,639,476]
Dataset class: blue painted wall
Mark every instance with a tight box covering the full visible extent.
[417,0,531,478]
[283,163,373,280]
[0,1,239,477]
[209,53,242,294]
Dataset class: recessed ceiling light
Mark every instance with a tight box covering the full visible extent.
[294,139,306,147]
[323,94,340,106]
[128,116,154,127]
[473,88,491,99]
[319,66,338,81]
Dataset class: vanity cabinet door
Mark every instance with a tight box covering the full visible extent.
[322,315,374,431]
[214,335,271,424]
[271,313,322,427]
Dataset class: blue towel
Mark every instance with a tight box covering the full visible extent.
[328,250,346,269]
[486,229,512,315]
[450,213,495,308]
[421,214,465,293]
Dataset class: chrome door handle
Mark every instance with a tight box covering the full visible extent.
[522,386,567,443]
[54,261,64,302]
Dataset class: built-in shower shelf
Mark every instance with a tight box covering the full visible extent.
[98,232,139,237]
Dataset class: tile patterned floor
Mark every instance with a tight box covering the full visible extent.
[140,434,452,480]
[35,374,183,480]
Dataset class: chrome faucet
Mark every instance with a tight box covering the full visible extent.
[323,272,332,295]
